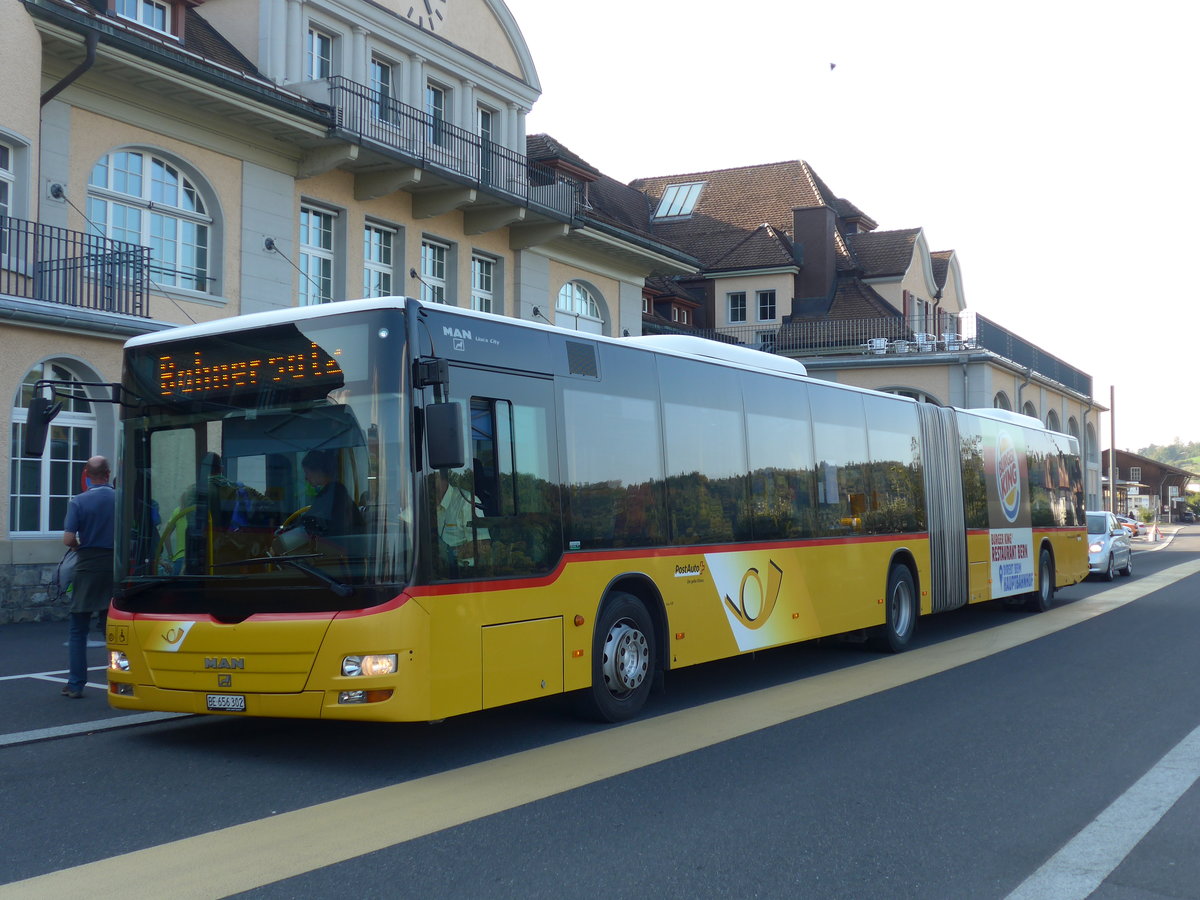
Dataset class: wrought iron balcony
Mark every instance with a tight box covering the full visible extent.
[645,310,1092,398]
[1,215,150,318]
[326,77,578,219]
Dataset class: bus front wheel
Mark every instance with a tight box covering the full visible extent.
[871,565,917,653]
[574,592,656,723]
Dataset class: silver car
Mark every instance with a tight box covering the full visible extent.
[1087,511,1133,581]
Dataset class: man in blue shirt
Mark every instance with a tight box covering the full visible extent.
[61,456,115,699]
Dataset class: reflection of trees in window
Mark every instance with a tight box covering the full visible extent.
[562,356,666,548]
[660,357,748,544]
[959,430,988,529]
[567,479,666,549]
[1026,431,1055,527]
[861,396,924,535]
[665,472,746,544]
[743,373,816,540]
[747,468,816,539]
[810,385,871,536]
[1050,433,1085,527]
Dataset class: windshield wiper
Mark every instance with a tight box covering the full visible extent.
[213,554,354,598]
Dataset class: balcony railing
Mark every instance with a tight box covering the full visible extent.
[327,77,578,219]
[646,310,1092,398]
[1,215,151,318]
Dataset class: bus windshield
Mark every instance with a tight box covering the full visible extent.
[114,309,409,616]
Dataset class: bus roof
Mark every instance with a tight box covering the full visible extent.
[125,297,812,380]
[125,297,410,349]
[623,334,807,376]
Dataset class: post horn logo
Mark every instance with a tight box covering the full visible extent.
[724,560,783,630]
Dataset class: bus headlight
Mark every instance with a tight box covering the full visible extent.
[109,650,130,672]
[342,654,398,677]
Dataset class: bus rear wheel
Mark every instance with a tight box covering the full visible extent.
[574,592,656,723]
[1026,547,1055,612]
[871,565,917,653]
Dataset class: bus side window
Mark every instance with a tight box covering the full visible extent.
[431,389,560,581]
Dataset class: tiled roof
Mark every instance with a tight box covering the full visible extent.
[644,275,701,303]
[632,159,829,233]
[526,133,602,177]
[709,223,797,271]
[828,277,897,319]
[38,0,272,81]
[188,8,261,75]
[930,250,953,289]
[847,228,922,278]
[628,160,875,275]
[582,172,655,234]
[790,275,895,320]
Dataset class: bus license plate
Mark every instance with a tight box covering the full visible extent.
[206,694,246,712]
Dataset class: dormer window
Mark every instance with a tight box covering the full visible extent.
[115,0,173,36]
[653,182,705,219]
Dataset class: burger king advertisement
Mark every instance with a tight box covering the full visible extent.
[984,424,1035,597]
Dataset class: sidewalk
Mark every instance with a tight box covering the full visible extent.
[1132,526,1180,551]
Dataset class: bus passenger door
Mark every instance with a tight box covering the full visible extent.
[426,367,563,582]
[424,366,564,712]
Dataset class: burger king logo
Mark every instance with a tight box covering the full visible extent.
[996,431,1021,523]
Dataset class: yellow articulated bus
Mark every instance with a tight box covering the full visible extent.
[90,298,1085,722]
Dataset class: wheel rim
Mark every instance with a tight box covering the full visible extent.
[1040,564,1052,602]
[890,577,914,638]
[601,619,650,697]
[1107,556,1114,579]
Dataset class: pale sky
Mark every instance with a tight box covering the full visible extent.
[504,0,1199,453]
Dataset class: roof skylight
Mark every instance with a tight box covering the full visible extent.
[654,182,705,218]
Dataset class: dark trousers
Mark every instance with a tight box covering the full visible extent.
[67,611,100,692]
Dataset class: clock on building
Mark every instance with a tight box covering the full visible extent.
[404,0,449,32]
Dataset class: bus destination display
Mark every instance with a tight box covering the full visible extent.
[156,340,344,398]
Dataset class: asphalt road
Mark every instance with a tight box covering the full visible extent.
[2,528,1198,899]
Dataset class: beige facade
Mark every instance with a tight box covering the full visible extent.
[712,272,796,329]
[0,0,692,622]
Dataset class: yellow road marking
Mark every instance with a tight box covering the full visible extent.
[10,559,1200,899]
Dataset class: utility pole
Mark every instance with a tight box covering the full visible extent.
[1109,385,1117,513]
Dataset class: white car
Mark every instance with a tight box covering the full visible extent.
[1115,515,1142,536]
[1087,511,1133,581]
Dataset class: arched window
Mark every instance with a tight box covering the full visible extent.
[1046,410,1060,432]
[556,281,604,334]
[1068,417,1080,441]
[993,391,1012,410]
[10,362,98,535]
[1022,401,1038,419]
[883,388,942,405]
[1086,423,1099,463]
[88,149,214,292]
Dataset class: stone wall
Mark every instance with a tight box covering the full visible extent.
[0,562,68,624]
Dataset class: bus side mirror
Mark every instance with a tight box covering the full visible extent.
[425,402,465,470]
[23,395,62,457]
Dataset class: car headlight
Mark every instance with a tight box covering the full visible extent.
[1089,541,1103,554]
[109,650,130,672]
[342,654,398,677]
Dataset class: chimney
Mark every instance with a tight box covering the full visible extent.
[793,206,838,303]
